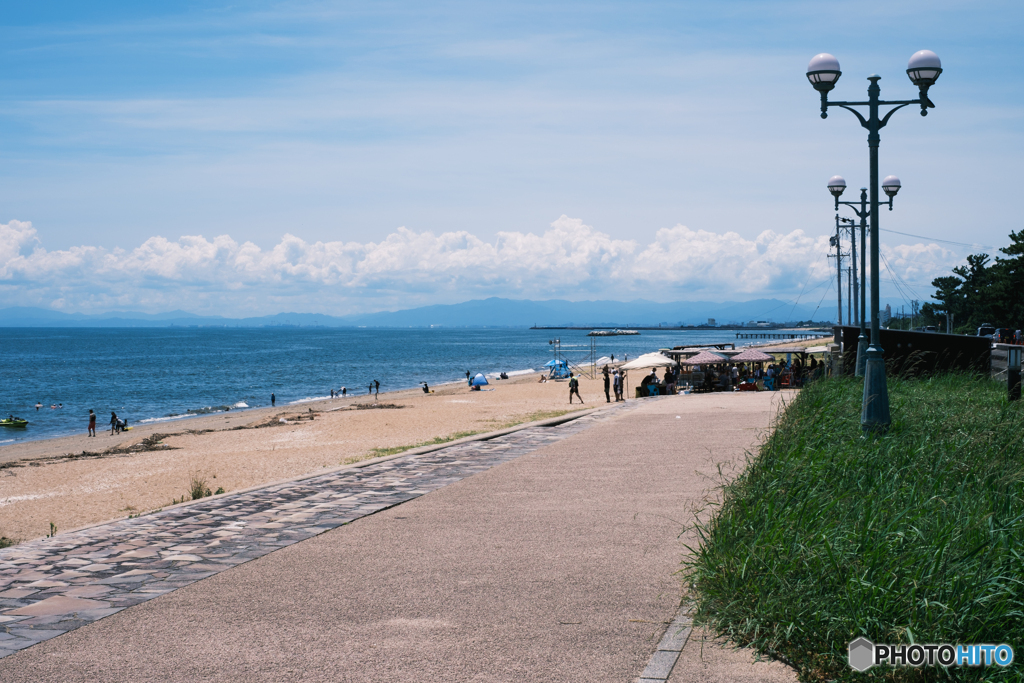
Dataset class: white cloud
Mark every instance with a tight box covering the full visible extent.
[0,216,966,316]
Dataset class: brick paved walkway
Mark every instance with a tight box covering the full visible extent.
[0,403,636,658]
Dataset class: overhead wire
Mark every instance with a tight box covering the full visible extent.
[880,251,924,301]
[809,271,837,321]
[880,228,998,252]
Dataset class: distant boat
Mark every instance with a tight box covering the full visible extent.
[588,329,640,337]
[0,417,28,428]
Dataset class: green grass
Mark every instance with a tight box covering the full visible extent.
[491,407,584,430]
[365,430,484,459]
[684,374,1024,682]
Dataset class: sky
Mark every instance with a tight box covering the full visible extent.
[1,0,1021,317]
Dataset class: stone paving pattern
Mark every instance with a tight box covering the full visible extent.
[0,403,635,659]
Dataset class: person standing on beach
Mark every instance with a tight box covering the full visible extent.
[341,387,346,397]
[88,409,96,437]
[613,369,622,401]
[568,373,583,404]
[271,393,276,406]
[602,366,611,403]
[374,380,380,397]
[331,389,335,399]
[109,411,118,435]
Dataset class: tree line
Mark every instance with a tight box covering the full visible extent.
[917,229,1023,334]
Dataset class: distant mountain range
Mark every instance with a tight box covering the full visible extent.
[0,298,831,328]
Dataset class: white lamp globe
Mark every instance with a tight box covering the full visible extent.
[907,50,942,86]
[807,53,841,92]
[827,175,847,197]
[882,175,902,197]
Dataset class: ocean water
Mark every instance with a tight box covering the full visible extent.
[0,327,744,445]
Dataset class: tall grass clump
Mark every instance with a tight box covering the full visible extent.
[685,374,1024,682]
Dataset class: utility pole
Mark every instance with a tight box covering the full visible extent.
[830,215,843,325]
[847,267,853,324]
[845,217,859,325]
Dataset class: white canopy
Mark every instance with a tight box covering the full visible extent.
[619,352,676,371]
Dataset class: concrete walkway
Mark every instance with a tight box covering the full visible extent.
[0,394,797,682]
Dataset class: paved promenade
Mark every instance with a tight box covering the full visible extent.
[0,393,796,682]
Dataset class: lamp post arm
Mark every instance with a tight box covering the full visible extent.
[827,103,869,128]
[879,102,917,129]
[837,201,870,219]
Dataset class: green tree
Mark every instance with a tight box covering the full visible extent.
[951,253,994,329]
[929,275,964,333]
[991,229,1024,329]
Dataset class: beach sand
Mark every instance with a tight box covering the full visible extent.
[0,372,620,543]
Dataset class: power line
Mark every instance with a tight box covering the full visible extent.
[809,272,837,321]
[880,228,998,251]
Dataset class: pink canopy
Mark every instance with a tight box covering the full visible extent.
[731,349,774,362]
[680,350,727,365]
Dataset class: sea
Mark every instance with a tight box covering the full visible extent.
[1,327,748,445]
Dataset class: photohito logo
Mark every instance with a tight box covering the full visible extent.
[848,638,1014,671]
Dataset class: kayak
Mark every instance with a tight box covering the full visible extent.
[0,418,28,428]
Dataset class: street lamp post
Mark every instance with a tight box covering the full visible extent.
[827,175,902,377]
[807,50,941,433]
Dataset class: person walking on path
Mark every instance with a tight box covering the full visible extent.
[109,412,118,436]
[602,366,611,403]
[568,373,583,404]
[88,409,96,437]
[271,393,276,407]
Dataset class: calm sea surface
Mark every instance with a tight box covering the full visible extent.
[0,327,744,445]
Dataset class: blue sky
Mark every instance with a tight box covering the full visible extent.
[1,1,1021,316]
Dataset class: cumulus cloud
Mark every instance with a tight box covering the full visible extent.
[0,216,965,315]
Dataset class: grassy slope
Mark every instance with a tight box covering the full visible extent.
[686,375,1023,682]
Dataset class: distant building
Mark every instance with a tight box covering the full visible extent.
[708,318,716,326]
[881,305,892,325]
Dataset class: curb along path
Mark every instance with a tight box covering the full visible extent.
[0,401,642,658]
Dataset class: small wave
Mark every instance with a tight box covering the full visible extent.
[485,368,536,378]
[288,395,333,405]
[138,415,190,425]
[232,401,249,409]
[0,438,14,444]
[186,406,232,415]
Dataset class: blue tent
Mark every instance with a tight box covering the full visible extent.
[472,373,489,386]
[545,359,570,379]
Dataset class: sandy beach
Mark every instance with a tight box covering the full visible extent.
[0,337,822,545]
[0,373,613,544]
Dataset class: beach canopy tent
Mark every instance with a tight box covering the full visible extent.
[679,350,728,365]
[472,373,489,386]
[544,359,570,379]
[730,349,775,362]
[620,353,676,371]
[595,356,614,366]
[805,346,830,354]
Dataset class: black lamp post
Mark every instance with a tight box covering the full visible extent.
[807,50,941,433]
[827,174,902,377]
